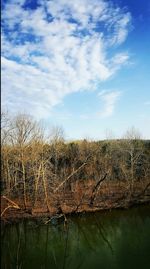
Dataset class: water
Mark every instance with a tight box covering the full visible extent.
[1,205,150,269]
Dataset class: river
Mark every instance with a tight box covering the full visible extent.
[1,205,150,269]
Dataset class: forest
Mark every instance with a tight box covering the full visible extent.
[1,112,150,220]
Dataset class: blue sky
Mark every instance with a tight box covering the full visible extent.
[1,0,150,140]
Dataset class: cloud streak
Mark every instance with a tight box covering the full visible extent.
[2,0,131,117]
[98,90,121,118]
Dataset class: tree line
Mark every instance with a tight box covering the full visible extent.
[1,111,150,213]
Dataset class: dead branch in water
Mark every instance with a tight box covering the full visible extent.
[44,213,67,225]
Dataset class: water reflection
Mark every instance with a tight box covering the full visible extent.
[1,206,150,269]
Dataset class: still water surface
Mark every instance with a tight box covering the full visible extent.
[1,205,150,269]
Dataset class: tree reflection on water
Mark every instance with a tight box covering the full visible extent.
[1,206,150,269]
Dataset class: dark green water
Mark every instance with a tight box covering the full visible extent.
[1,205,150,269]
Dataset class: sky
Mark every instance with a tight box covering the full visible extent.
[1,0,150,140]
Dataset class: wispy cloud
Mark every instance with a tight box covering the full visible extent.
[79,89,121,119]
[2,0,131,117]
[97,90,121,118]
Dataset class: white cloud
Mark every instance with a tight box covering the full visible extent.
[78,89,122,119]
[97,90,121,118]
[1,0,131,118]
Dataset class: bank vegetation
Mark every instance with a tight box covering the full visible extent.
[1,111,150,221]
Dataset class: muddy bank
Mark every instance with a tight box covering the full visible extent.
[1,180,150,223]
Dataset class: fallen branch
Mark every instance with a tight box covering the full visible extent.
[44,214,65,224]
[89,173,108,206]
[1,205,13,217]
[2,195,20,208]
[54,155,91,193]
[134,182,150,198]
[1,196,20,217]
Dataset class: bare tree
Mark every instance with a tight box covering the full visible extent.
[120,127,144,198]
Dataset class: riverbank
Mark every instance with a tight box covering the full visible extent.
[1,180,150,223]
